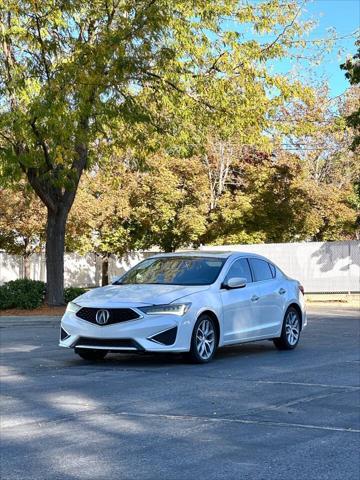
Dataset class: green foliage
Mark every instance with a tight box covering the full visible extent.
[129,156,210,252]
[67,154,210,255]
[0,279,46,310]
[201,141,358,244]
[0,0,314,192]
[64,286,86,303]
[341,42,360,85]
[341,42,360,150]
[65,83,358,253]
[0,0,357,292]
[0,281,86,309]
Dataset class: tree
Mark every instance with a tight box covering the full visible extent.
[67,159,137,285]
[341,43,360,234]
[202,146,358,244]
[0,0,316,304]
[341,42,360,150]
[130,155,209,252]
[69,154,209,284]
[272,82,359,239]
[273,83,359,184]
[0,183,46,277]
[246,155,357,242]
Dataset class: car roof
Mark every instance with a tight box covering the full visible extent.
[149,250,271,261]
[149,251,233,259]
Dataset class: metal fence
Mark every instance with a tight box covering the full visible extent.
[0,240,359,293]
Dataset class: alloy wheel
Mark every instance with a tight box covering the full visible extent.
[195,318,215,360]
[285,310,300,346]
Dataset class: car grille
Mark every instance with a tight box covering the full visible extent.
[74,337,143,351]
[76,307,140,325]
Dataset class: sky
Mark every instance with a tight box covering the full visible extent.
[293,0,359,97]
[223,1,359,98]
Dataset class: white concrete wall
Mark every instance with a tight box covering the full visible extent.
[0,252,153,288]
[200,241,360,293]
[0,240,359,293]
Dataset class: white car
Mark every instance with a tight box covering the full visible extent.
[60,251,306,363]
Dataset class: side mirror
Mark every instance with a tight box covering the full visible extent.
[111,275,122,284]
[224,277,247,289]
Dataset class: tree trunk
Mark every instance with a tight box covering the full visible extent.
[45,207,68,306]
[102,255,109,286]
[163,243,176,253]
[23,255,30,279]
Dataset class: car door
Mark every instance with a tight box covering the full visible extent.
[247,258,284,338]
[220,258,260,343]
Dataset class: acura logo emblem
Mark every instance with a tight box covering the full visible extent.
[96,309,110,325]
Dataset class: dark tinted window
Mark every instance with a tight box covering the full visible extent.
[225,258,252,283]
[249,258,273,282]
[119,256,226,286]
[269,263,276,278]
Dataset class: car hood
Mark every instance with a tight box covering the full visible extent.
[74,284,210,307]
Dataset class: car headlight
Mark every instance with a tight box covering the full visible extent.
[138,303,191,316]
[66,302,81,313]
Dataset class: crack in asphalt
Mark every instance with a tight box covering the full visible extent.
[1,408,359,434]
[2,369,359,394]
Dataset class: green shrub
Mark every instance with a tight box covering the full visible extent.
[64,286,86,303]
[0,280,87,310]
[0,279,46,310]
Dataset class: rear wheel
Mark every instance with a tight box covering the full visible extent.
[75,348,108,361]
[274,307,301,350]
[188,314,218,363]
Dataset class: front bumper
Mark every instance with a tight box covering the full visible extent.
[59,309,193,353]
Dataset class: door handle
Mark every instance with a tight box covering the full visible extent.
[251,295,260,302]
[278,288,286,295]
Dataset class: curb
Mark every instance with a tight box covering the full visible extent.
[0,315,61,327]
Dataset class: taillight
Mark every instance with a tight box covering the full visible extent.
[299,285,304,295]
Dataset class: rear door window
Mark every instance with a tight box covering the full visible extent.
[249,258,273,282]
[268,263,276,278]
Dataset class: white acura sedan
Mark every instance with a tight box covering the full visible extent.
[60,251,306,363]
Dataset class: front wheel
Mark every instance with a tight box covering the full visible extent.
[187,314,218,364]
[274,307,301,350]
[75,348,108,361]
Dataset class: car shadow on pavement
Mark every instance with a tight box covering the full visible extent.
[61,340,278,370]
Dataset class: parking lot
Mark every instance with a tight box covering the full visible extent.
[0,306,359,480]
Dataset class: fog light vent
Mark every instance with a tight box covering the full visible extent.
[60,327,70,341]
[149,327,177,345]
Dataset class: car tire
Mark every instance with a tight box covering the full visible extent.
[75,348,108,361]
[273,306,301,350]
[187,314,218,364]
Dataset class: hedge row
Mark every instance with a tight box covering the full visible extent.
[0,279,86,310]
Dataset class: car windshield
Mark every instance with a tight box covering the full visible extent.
[118,256,226,286]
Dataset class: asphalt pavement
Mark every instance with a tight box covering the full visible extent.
[0,306,359,480]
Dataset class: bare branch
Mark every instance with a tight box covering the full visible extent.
[33,13,51,82]
[143,70,221,112]
[29,118,53,170]
[1,12,18,109]
[259,1,305,58]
